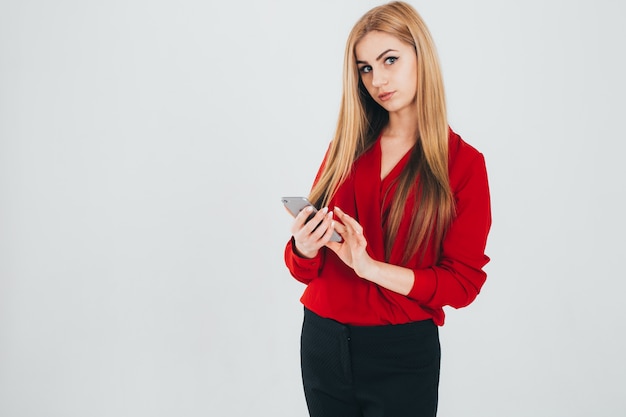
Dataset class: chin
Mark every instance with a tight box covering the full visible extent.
[381,103,406,113]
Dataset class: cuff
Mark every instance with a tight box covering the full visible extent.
[408,268,437,303]
[285,237,324,278]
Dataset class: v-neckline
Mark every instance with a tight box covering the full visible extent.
[376,138,413,184]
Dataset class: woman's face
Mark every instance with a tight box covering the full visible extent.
[355,31,418,114]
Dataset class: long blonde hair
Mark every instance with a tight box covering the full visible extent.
[309,1,455,263]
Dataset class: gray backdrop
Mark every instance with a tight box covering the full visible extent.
[1,0,625,416]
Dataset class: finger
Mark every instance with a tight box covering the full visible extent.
[293,206,324,235]
[333,221,347,235]
[319,215,339,242]
[309,210,333,241]
[334,207,363,235]
[293,216,327,256]
[303,207,330,235]
[292,206,314,230]
[325,240,340,253]
[334,206,356,225]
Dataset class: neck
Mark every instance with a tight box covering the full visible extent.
[383,107,419,145]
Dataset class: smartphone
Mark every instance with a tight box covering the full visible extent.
[281,196,342,242]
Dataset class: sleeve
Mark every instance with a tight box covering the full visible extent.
[283,143,333,284]
[284,237,325,284]
[407,151,492,309]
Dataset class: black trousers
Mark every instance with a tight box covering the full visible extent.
[301,308,440,417]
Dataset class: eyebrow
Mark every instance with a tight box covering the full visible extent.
[356,49,398,65]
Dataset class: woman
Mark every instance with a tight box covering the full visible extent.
[284,2,491,416]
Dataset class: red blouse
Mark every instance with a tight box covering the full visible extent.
[284,129,492,326]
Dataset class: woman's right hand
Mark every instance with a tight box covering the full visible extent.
[291,206,336,259]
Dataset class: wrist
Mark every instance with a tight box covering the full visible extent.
[293,243,319,259]
[355,257,379,281]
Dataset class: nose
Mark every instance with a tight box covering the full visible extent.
[372,72,388,88]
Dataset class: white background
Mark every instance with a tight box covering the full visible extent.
[1,0,625,416]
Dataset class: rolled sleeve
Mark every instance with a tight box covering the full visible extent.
[408,151,491,309]
[284,237,325,284]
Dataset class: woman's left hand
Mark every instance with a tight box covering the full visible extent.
[326,206,377,279]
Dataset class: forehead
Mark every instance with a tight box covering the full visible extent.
[355,31,411,60]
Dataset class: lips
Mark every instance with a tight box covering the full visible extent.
[378,91,395,101]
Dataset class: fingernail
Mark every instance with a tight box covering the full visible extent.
[321,207,328,214]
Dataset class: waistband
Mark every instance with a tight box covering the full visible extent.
[304,307,435,338]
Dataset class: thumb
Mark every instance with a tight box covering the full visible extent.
[325,241,340,253]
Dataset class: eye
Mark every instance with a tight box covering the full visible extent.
[359,65,372,74]
[384,56,398,65]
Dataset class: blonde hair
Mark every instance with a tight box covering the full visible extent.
[309,1,454,263]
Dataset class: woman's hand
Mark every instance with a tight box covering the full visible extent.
[291,206,336,259]
[326,207,377,278]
